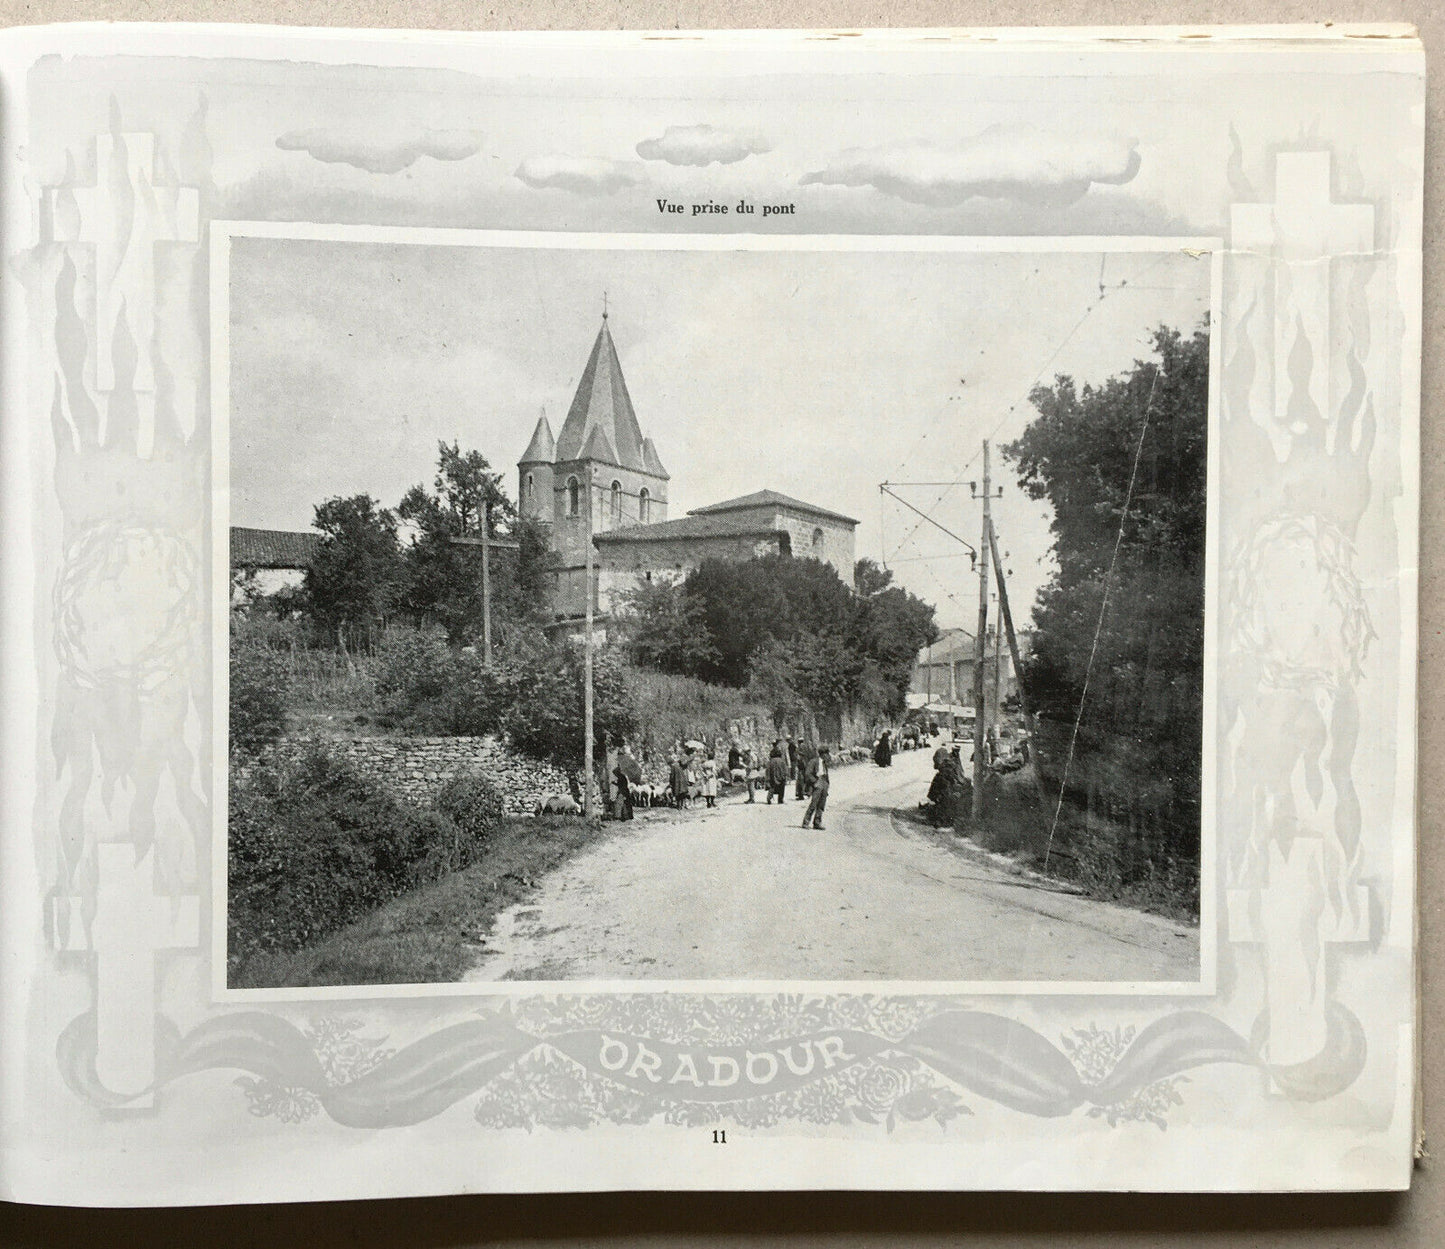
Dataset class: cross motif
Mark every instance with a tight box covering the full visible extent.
[53,844,198,1103]
[1227,838,1368,1068]
[1231,152,1374,450]
[44,132,199,456]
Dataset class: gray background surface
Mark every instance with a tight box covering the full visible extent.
[0,0,1438,1242]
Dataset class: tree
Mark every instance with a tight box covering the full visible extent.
[854,557,894,597]
[620,553,937,718]
[302,494,403,646]
[396,441,537,644]
[859,582,940,711]
[1003,320,1209,858]
[614,577,719,675]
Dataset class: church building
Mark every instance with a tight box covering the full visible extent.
[519,314,858,624]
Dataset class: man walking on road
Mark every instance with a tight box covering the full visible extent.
[802,748,831,830]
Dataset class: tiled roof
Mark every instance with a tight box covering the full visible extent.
[230,526,321,570]
[554,319,655,475]
[688,489,858,526]
[593,513,784,545]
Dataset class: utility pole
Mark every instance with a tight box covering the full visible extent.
[583,470,596,819]
[970,440,996,823]
[989,523,1050,813]
[992,606,1003,739]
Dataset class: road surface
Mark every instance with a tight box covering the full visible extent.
[465,745,1199,984]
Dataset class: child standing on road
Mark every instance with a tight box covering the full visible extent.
[702,752,719,808]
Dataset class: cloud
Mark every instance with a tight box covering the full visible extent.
[801,126,1141,208]
[514,155,646,195]
[275,126,483,174]
[635,124,771,167]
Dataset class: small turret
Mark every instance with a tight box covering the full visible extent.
[518,410,555,522]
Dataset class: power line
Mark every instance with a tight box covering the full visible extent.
[881,251,1176,569]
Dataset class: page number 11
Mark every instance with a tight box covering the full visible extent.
[712,1129,727,1144]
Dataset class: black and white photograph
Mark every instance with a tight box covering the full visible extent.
[222,233,1215,992]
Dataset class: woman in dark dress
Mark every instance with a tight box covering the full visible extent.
[873,730,893,768]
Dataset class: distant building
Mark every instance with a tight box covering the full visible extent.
[229,525,320,600]
[910,626,1028,718]
[519,314,858,622]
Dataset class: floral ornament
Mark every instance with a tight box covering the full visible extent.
[1063,1024,1185,1130]
[237,1017,394,1124]
[234,1078,319,1124]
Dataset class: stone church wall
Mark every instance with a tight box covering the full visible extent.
[773,507,856,580]
[595,532,784,610]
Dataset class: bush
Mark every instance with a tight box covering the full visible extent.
[373,625,502,736]
[227,744,463,974]
[433,772,506,867]
[229,641,288,756]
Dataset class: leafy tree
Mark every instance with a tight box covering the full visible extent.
[614,577,719,675]
[854,557,894,597]
[396,441,516,644]
[303,494,404,646]
[395,441,552,644]
[502,639,636,768]
[685,554,860,688]
[228,639,288,755]
[618,553,937,717]
[858,582,940,709]
[1003,320,1209,858]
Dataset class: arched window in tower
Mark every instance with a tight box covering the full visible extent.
[524,473,534,508]
[638,487,650,523]
[567,477,580,517]
[812,527,825,550]
[610,481,623,527]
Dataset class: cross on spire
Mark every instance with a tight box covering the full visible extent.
[602,290,608,320]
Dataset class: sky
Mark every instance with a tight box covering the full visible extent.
[229,237,1211,630]
[31,44,1414,630]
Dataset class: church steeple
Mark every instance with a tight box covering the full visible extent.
[554,316,652,474]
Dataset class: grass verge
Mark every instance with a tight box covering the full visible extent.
[911,771,1199,926]
[230,814,605,989]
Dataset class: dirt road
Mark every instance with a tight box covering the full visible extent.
[465,745,1199,984]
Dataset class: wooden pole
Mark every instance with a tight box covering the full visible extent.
[480,499,493,668]
[989,523,1051,812]
[992,606,1003,740]
[971,441,991,822]
[584,472,596,819]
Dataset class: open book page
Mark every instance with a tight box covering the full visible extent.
[0,22,1423,1205]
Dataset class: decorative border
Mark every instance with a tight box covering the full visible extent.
[56,997,1366,1132]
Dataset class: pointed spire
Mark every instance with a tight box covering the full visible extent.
[641,436,669,481]
[554,317,651,473]
[520,409,555,464]
[580,422,618,466]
